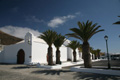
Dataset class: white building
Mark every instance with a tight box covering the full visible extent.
[0,32,81,64]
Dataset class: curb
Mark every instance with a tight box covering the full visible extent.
[70,66,120,76]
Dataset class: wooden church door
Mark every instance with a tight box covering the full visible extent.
[17,49,25,64]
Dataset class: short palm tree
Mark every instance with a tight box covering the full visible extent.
[54,34,65,64]
[91,50,98,59]
[66,20,104,68]
[90,47,94,59]
[40,30,57,65]
[67,40,80,62]
[96,49,101,59]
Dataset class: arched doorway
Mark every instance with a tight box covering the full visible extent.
[17,49,25,64]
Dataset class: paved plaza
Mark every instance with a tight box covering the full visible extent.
[0,60,120,80]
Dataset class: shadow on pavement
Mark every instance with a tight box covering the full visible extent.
[32,69,71,75]
[12,66,30,69]
[73,72,120,80]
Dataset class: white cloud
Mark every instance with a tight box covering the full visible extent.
[47,17,64,28]
[26,16,45,23]
[48,15,75,28]
[75,12,81,15]
[47,12,81,28]
[0,26,41,38]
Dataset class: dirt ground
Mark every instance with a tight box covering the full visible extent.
[0,60,120,80]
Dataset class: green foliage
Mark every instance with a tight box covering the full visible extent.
[78,44,82,52]
[54,34,65,49]
[40,30,57,46]
[90,47,101,55]
[66,20,104,42]
[90,47,101,59]
[96,49,101,53]
[92,50,97,55]
[67,40,80,50]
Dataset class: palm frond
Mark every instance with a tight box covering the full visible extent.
[78,21,83,30]
[67,40,80,50]
[54,34,65,48]
[70,28,83,39]
[39,30,57,46]
[66,33,83,41]
[113,21,120,24]
[67,20,104,42]
[113,16,120,24]
[88,29,104,40]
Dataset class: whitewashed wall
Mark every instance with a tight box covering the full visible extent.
[0,32,33,64]
[79,52,83,60]
[0,42,31,64]
[31,41,48,64]
[58,45,67,62]
[31,39,67,64]
[64,40,81,61]
[0,50,4,63]
[68,48,80,61]
[76,48,80,60]
[67,47,72,60]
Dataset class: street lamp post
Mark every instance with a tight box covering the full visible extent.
[104,35,111,69]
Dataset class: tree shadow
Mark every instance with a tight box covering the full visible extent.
[73,72,120,80]
[32,69,71,75]
[0,63,18,65]
[11,65,36,69]
[12,66,30,69]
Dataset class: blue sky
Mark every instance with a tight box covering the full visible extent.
[0,0,120,53]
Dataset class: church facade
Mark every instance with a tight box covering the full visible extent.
[0,32,82,64]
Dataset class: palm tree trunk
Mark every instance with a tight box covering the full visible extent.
[73,50,77,62]
[82,42,92,68]
[48,46,53,65]
[95,54,97,59]
[92,54,94,59]
[82,52,84,59]
[56,48,61,64]
[98,52,100,59]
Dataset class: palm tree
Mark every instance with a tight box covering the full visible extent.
[113,16,120,24]
[78,44,82,52]
[67,40,80,62]
[78,44,83,59]
[54,34,65,64]
[91,50,98,59]
[40,30,57,65]
[66,20,104,68]
[90,47,94,59]
[96,49,101,59]
[90,48,101,59]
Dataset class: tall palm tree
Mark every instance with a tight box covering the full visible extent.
[40,30,57,65]
[113,16,120,24]
[67,40,80,62]
[54,34,65,64]
[66,20,104,68]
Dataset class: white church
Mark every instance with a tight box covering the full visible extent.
[0,32,82,64]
